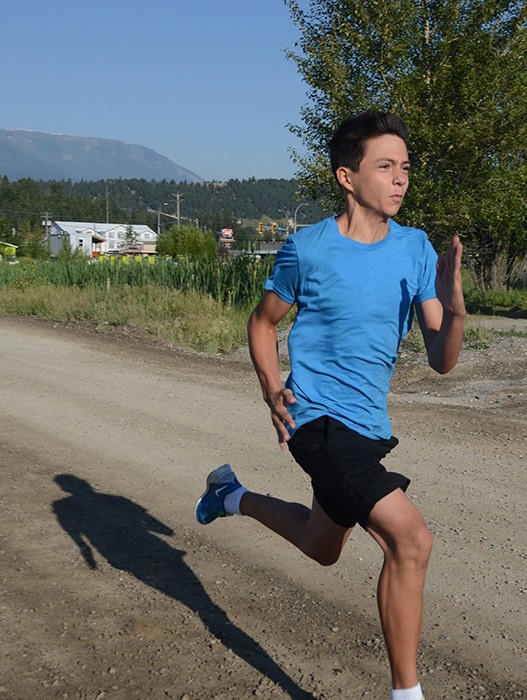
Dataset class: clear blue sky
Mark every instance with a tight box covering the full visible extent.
[0,0,309,181]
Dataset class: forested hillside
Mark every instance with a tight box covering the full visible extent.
[66,178,326,221]
[0,176,326,248]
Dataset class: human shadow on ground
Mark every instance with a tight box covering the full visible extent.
[52,474,314,700]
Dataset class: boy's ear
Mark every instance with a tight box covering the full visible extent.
[335,166,354,193]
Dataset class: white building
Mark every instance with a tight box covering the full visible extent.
[48,221,158,258]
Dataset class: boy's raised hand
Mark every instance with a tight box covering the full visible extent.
[436,235,466,317]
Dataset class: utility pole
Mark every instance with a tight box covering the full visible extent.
[42,211,51,239]
[105,184,109,223]
[174,193,182,227]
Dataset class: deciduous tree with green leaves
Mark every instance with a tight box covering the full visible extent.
[286,0,527,288]
[156,225,217,260]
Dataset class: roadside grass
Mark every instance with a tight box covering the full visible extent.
[0,256,277,354]
[0,284,251,354]
[1,259,526,356]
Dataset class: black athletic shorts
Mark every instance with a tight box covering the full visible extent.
[288,415,410,529]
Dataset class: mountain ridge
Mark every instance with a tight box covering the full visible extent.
[0,129,203,183]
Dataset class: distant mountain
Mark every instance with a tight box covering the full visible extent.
[0,129,203,183]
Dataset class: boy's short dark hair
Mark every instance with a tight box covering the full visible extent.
[328,110,410,175]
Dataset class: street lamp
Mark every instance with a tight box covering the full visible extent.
[278,208,290,236]
[293,203,309,233]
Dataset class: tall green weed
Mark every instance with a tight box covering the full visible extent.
[0,256,274,309]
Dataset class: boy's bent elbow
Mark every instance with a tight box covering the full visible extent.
[428,355,460,375]
[425,316,465,375]
[429,363,453,375]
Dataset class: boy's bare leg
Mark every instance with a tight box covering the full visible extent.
[240,487,430,692]
[240,492,352,566]
[366,489,433,690]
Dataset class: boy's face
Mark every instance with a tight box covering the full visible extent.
[347,134,410,218]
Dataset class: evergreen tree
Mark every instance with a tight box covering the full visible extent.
[124,224,137,246]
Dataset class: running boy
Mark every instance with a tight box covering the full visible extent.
[196,110,466,700]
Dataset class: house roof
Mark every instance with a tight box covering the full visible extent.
[0,241,19,248]
[52,221,156,237]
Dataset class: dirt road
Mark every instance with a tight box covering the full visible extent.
[0,316,525,700]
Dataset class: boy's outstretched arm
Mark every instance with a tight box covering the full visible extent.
[248,290,296,449]
[416,235,467,374]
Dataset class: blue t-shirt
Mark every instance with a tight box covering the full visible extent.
[264,216,438,439]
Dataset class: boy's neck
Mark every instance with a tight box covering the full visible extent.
[336,209,390,244]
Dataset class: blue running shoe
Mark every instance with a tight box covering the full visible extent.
[195,463,242,525]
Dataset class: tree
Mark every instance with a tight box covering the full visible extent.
[56,239,87,261]
[156,225,217,260]
[17,220,49,259]
[124,224,137,246]
[286,0,527,288]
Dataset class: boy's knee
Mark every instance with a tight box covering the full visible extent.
[401,523,433,567]
[314,552,340,567]
[304,544,341,567]
[416,524,433,559]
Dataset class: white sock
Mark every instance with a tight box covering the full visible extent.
[390,683,423,700]
[223,486,248,515]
